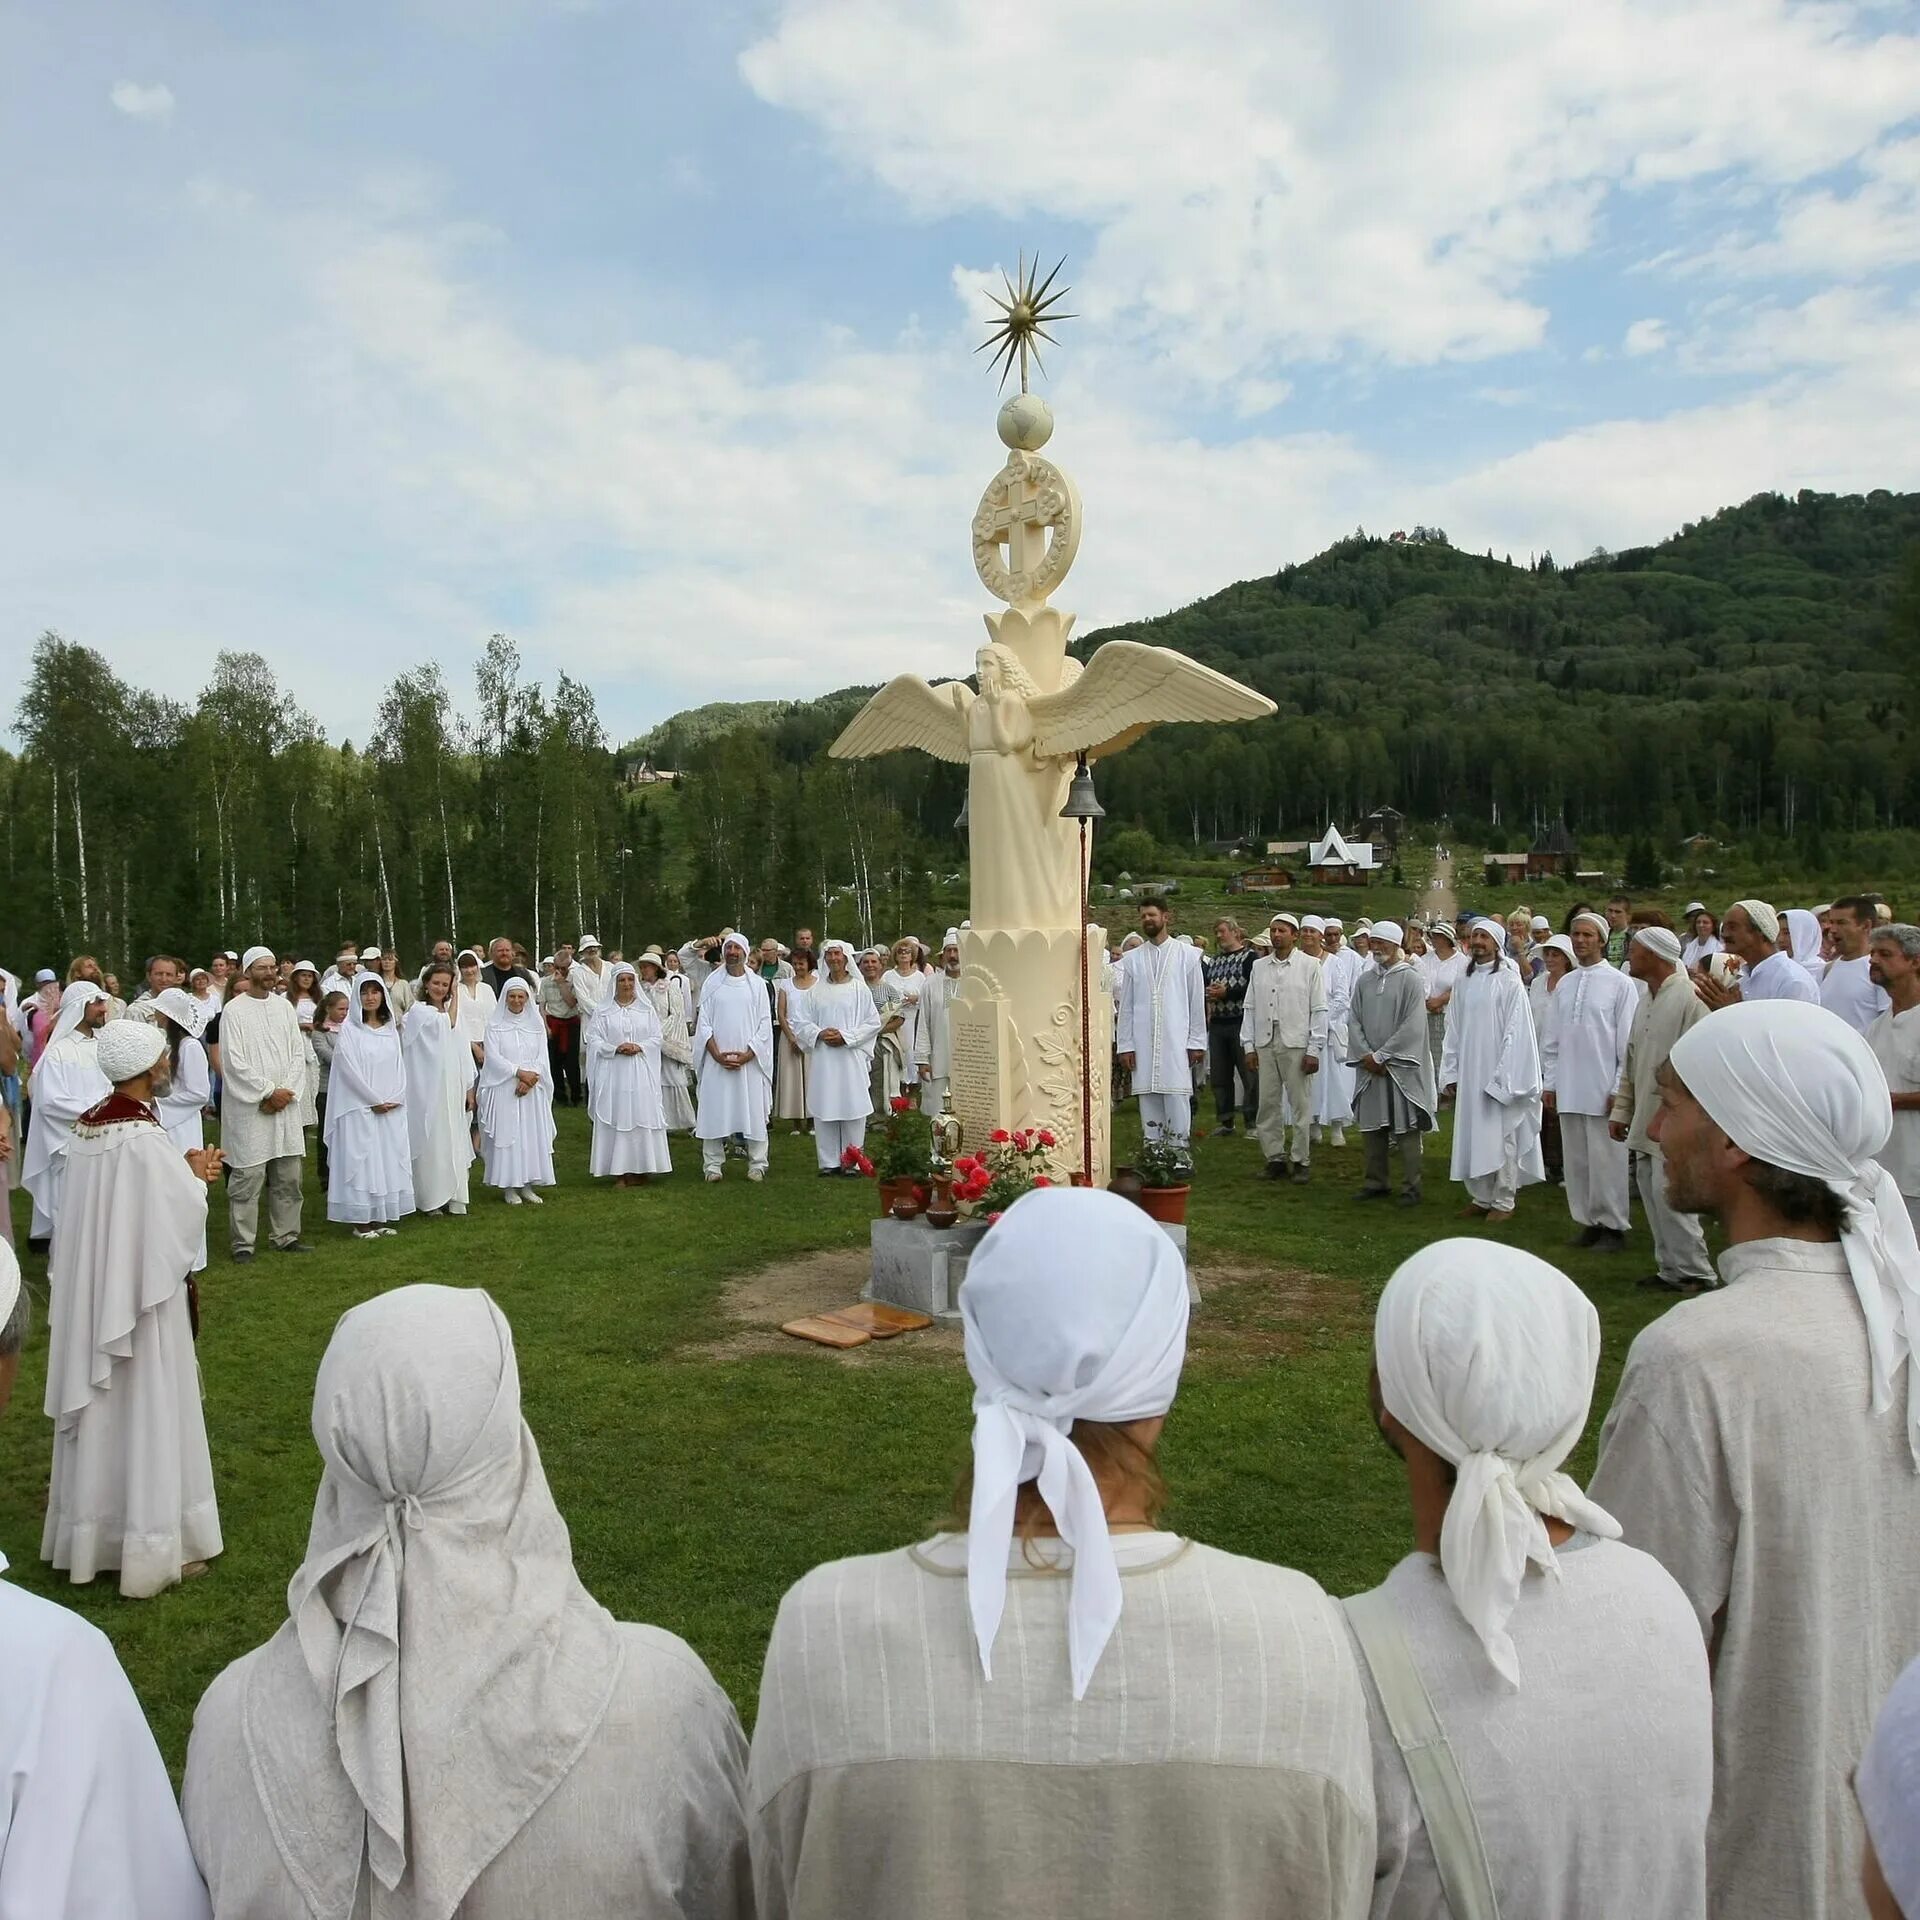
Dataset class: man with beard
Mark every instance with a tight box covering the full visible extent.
[219,946,312,1261]
[1347,923,1436,1207]
[694,933,773,1183]
[916,931,963,1113]
[1116,898,1205,1154]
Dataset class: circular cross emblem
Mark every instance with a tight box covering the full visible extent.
[972,451,1081,606]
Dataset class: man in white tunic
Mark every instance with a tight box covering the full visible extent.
[694,932,773,1183]
[1867,923,1920,1233]
[0,1240,214,1919]
[790,939,879,1174]
[748,1189,1375,1920]
[1347,923,1435,1207]
[585,962,671,1185]
[915,930,962,1112]
[218,945,311,1260]
[1590,999,1920,1920]
[1353,1239,1711,1919]
[183,1285,751,1919]
[1546,909,1637,1251]
[1115,898,1205,1151]
[1241,911,1326,1182]
[1611,926,1714,1291]
[1439,921,1545,1221]
[1313,919,1362,1144]
[43,1019,223,1598]
[21,980,110,1244]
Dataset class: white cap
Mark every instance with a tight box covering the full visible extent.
[1370,921,1405,946]
[1530,915,1551,933]
[96,1019,168,1084]
[578,933,601,952]
[359,945,382,962]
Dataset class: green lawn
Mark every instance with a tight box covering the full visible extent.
[0,1105,1688,1772]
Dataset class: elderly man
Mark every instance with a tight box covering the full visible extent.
[220,945,311,1260]
[1439,920,1545,1223]
[1611,925,1715,1292]
[318,943,362,1002]
[20,982,111,1247]
[694,932,773,1182]
[915,929,962,1111]
[1353,1240,1712,1917]
[184,1286,751,1918]
[748,1190,1375,1919]
[45,1020,224,1598]
[1867,923,1920,1233]
[1545,910,1637,1251]
[567,932,612,1018]
[1591,1001,1920,1920]
[1116,897,1205,1153]
[0,1241,214,1916]
[1347,921,1435,1206]
[1240,912,1325,1182]
[1701,900,1819,1006]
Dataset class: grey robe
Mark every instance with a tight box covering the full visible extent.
[1346,962,1436,1136]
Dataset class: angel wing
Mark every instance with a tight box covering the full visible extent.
[1026,642,1275,761]
[829,673,974,764]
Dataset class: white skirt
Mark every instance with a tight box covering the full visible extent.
[482,1116,557,1190]
[326,1109,416,1224]
[590,1123,672,1176]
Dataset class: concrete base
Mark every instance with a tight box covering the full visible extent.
[865,1213,1197,1322]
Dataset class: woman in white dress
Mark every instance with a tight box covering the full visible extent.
[878,939,925,1105]
[637,950,696,1132]
[585,963,671,1187]
[152,987,213,1276]
[774,949,816,1132]
[477,981,556,1205]
[402,960,475,1217]
[287,961,323,1129]
[454,948,497,1066]
[324,977,415,1240]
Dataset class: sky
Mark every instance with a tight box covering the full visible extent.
[5,0,1919,747]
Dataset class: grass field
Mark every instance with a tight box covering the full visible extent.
[0,1103,1691,1774]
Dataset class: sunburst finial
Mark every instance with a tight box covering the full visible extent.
[976,251,1075,394]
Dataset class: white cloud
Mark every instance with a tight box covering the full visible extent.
[110,80,175,124]
[1623,316,1670,354]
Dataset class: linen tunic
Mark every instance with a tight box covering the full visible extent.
[1739,949,1819,1004]
[693,970,773,1141]
[1608,968,1707,1152]
[1438,964,1545,1186]
[1239,947,1329,1054]
[790,977,881,1124]
[217,992,307,1168]
[1345,961,1435,1134]
[1115,938,1205,1093]
[1314,946,1365,1124]
[401,1001,476,1213]
[1867,1004,1920,1206]
[585,992,671,1175]
[20,1031,111,1238]
[1542,959,1637,1116]
[1591,1239,1920,1920]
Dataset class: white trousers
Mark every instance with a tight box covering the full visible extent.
[1253,1044,1313,1166]
[1466,1170,1517,1213]
[1561,1111,1630,1229]
[815,1116,868,1172]
[702,1135,768,1175]
[1638,1146,1713,1282]
[1137,1091,1192,1143]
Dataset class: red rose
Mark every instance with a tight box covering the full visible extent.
[1037,1129,1057,1148]
[986,1210,1003,1225]
[890,1095,912,1113]
[1032,1175,1052,1188]
[840,1145,858,1165]
[990,1128,1011,1144]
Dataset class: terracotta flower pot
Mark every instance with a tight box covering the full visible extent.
[1135,1183,1190,1225]
[877,1177,906,1217]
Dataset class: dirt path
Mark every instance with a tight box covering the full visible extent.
[1422,848,1458,926]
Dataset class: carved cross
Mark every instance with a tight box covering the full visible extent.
[984,462,1061,578]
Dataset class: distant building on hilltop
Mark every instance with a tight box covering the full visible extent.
[1228,864,1294,895]
[1352,805,1404,854]
[622,754,678,789]
[1527,817,1579,882]
[1308,823,1379,886]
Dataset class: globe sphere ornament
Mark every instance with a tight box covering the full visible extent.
[997,392,1054,452]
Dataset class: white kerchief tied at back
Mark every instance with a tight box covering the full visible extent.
[1669,998,1920,1465]
[960,1188,1189,1701]
[1374,1239,1621,1686]
[246,1286,620,1920]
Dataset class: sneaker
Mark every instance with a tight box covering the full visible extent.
[231,1247,256,1263]
[747,1166,767,1182]
[1330,1128,1347,1148]
[703,1170,723,1183]
[353,1227,381,1240]
[1216,1122,1235,1137]
[378,1226,399,1237]
[279,1241,314,1255]
[504,1189,523,1206]
[521,1188,544,1206]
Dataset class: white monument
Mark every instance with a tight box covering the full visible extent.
[831,258,1274,1187]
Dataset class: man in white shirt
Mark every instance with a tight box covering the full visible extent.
[915,931,962,1111]
[1592,1000,1920,1920]
[1544,911,1637,1251]
[1355,1239,1711,1919]
[1115,898,1205,1153]
[1700,900,1819,1007]
[693,933,774,1182]
[1240,911,1325,1182]
[1822,895,1892,1034]
[1867,923,1920,1233]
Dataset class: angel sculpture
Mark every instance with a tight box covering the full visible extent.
[831,615,1275,932]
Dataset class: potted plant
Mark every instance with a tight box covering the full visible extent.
[855,1096,936,1215]
[1130,1131,1192,1224]
[949,1126,1059,1222]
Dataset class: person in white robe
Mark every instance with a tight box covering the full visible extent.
[1591,999,1920,1920]
[454,948,497,1065]
[773,952,815,1130]
[1546,909,1638,1250]
[219,946,311,1260]
[567,932,613,1064]
[401,962,475,1217]
[20,981,111,1244]
[1422,921,1463,1088]
[182,1284,752,1920]
[1352,1239,1711,1918]
[1439,920,1545,1220]
[878,940,925,1100]
[477,981,557,1203]
[1313,919,1363,1143]
[43,1019,223,1598]
[1784,906,1826,978]
[3,1236,210,1916]
[324,977,414,1238]
[586,963,672,1185]
[791,940,879,1174]
[748,1188,1375,1920]
[1347,923,1435,1205]
[915,930,962,1111]
[286,961,323,1128]
[1115,898,1205,1151]
[153,987,214,1275]
[1866,922,1920,1234]
[638,949,696,1131]
[1859,1654,1920,1920]
[693,933,773,1183]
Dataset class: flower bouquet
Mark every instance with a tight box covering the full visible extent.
[949,1125,1058,1223]
[847,1095,935,1214]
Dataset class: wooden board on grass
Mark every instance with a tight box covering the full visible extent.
[781,1315,872,1349]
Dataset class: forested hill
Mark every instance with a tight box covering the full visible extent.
[1073,488,1919,850]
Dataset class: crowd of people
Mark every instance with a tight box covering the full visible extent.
[1,878,1920,1917]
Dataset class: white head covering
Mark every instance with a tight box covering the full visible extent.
[577,933,601,952]
[1301,913,1327,932]
[1375,1241,1622,1686]
[1119,931,1143,951]
[820,938,856,966]
[1684,901,1706,918]
[1270,911,1299,930]
[95,1019,168,1084]
[1530,915,1551,933]
[1430,922,1457,947]
[1860,1652,1920,1916]
[942,928,962,949]
[1370,920,1405,947]
[1324,916,1344,932]
[47,981,108,1051]
[721,931,751,958]
[1631,926,1683,964]
[153,985,207,1038]
[1784,908,1824,969]
[1571,910,1609,936]
[961,1188,1189,1700]
[1670,1000,1920,1464]
[242,944,275,973]
[359,946,383,963]
[1732,898,1780,944]
[242,1287,620,1920]
[1540,933,1577,966]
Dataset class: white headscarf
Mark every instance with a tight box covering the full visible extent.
[1784,908,1824,970]
[240,1287,620,1920]
[1670,999,1920,1465]
[961,1188,1189,1700]
[326,978,406,1146]
[1375,1240,1621,1686]
[820,938,856,967]
[1861,1652,1920,1916]
[46,981,108,1052]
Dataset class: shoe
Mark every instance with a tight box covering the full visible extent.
[1290,1166,1310,1184]
[818,1167,841,1178]
[1635,1273,1672,1290]
[1596,1226,1625,1252]
[354,1227,381,1240]
[1353,1186,1392,1202]
[231,1247,256,1263]
[1459,1204,1490,1219]
[27,1237,50,1256]
[378,1226,399,1236]
[703,1170,723,1183]
[1399,1192,1422,1208]
[747,1166,767,1182]
[1330,1128,1347,1148]
[1483,1208,1516,1227]
[521,1187,544,1206]
[504,1189,523,1205]
[1570,1225,1604,1248]
[1216,1122,1235,1137]
[449,1202,466,1216]
[1262,1160,1287,1181]
[279,1241,314,1255]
